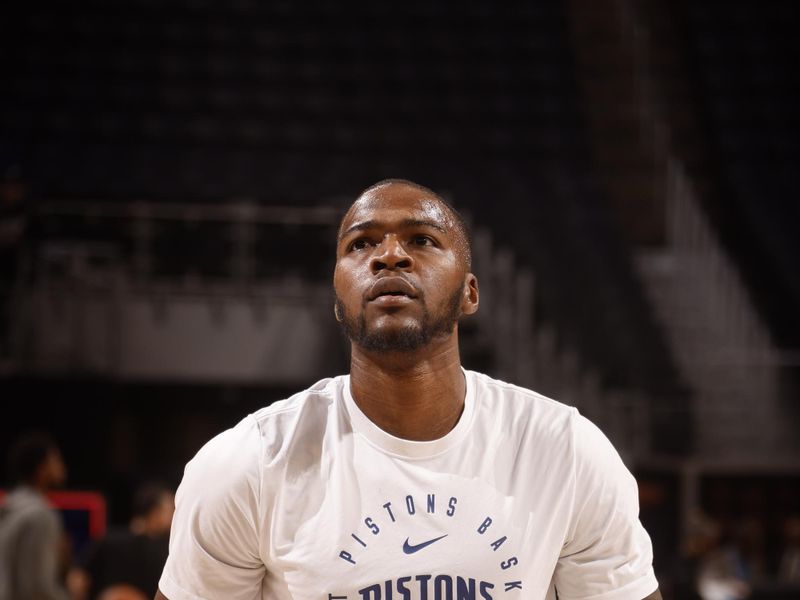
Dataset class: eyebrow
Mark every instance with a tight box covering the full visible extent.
[339,218,448,241]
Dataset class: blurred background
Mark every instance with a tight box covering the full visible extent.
[1,0,798,598]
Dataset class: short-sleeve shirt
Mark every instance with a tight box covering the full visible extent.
[159,370,658,600]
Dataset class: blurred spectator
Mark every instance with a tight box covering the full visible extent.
[673,509,720,600]
[778,514,800,583]
[737,517,768,583]
[80,482,174,600]
[696,517,767,600]
[0,431,70,600]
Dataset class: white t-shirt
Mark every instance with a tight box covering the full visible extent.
[159,370,658,600]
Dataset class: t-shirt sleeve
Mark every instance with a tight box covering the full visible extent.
[159,415,266,600]
[553,412,658,600]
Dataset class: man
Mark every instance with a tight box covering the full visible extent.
[0,431,71,600]
[81,482,174,600]
[157,179,661,599]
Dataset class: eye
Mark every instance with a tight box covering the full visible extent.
[411,235,435,247]
[348,238,372,252]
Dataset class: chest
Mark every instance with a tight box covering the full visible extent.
[263,440,573,600]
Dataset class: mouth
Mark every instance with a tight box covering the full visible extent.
[367,278,418,302]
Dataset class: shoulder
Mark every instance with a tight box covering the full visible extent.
[467,370,635,482]
[465,370,589,474]
[250,375,342,433]
[3,488,57,524]
[164,377,347,589]
[184,375,344,483]
[570,413,639,507]
[249,375,343,461]
[467,369,578,434]
[468,369,576,411]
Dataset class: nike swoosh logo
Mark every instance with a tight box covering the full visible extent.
[402,534,448,554]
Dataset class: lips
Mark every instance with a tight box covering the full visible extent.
[367,277,418,302]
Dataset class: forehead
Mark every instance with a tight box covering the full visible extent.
[339,184,456,237]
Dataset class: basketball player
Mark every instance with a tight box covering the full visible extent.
[156,180,661,599]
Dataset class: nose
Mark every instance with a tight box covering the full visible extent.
[371,234,413,272]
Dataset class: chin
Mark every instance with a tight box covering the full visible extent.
[357,325,429,354]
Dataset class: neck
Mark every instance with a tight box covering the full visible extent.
[348,333,466,441]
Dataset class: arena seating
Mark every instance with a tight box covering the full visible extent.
[2,0,678,406]
[678,0,800,349]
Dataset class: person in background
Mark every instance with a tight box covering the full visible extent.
[0,431,70,600]
[696,519,756,600]
[672,510,720,600]
[80,482,174,600]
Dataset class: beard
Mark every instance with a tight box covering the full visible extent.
[335,284,464,353]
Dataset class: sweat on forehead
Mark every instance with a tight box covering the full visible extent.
[338,179,472,267]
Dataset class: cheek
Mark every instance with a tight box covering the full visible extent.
[428,260,463,290]
[332,262,347,291]
[333,261,362,302]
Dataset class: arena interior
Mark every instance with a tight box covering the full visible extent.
[1,1,799,598]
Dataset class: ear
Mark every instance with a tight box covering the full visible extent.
[461,273,479,315]
[334,302,344,323]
